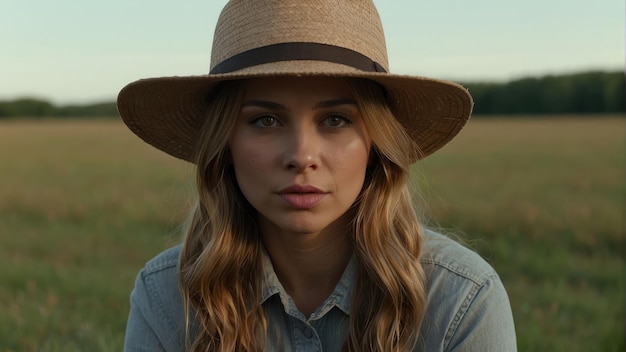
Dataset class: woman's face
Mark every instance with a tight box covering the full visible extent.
[229,76,371,236]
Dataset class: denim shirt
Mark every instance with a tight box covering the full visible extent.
[124,230,517,351]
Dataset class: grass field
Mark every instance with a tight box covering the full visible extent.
[0,116,623,351]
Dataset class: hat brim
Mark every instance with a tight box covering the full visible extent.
[117,61,472,163]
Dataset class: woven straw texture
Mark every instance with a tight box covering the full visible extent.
[117,0,473,162]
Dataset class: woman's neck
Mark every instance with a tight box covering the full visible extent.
[260,217,354,317]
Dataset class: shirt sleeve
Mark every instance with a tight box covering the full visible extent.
[123,269,167,352]
[446,274,517,352]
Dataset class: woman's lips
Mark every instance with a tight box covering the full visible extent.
[278,185,327,209]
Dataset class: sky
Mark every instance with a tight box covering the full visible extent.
[1,0,623,104]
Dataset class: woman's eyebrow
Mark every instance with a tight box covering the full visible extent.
[241,100,286,110]
[315,98,357,109]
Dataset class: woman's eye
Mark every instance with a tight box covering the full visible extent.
[251,115,279,127]
[323,114,351,128]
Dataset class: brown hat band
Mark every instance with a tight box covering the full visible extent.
[210,42,388,74]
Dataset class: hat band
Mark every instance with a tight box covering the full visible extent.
[210,42,387,74]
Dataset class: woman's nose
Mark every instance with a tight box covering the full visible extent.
[282,126,320,172]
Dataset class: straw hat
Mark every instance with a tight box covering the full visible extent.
[117,0,473,163]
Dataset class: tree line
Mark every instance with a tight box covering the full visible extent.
[0,70,623,118]
[464,70,624,115]
[0,99,118,119]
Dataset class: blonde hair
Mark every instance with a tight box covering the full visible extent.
[179,78,426,351]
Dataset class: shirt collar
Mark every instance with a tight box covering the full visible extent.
[260,249,356,317]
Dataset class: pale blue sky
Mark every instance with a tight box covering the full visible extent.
[1,0,623,104]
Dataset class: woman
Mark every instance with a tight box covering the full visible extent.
[118,0,516,351]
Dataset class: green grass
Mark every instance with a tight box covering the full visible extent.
[417,117,625,351]
[1,116,624,351]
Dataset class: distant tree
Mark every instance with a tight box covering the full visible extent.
[542,75,574,113]
[603,72,625,112]
[0,100,118,119]
[464,70,624,115]
[0,98,54,117]
[466,83,495,114]
[56,102,118,117]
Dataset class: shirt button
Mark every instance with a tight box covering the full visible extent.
[303,328,313,339]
